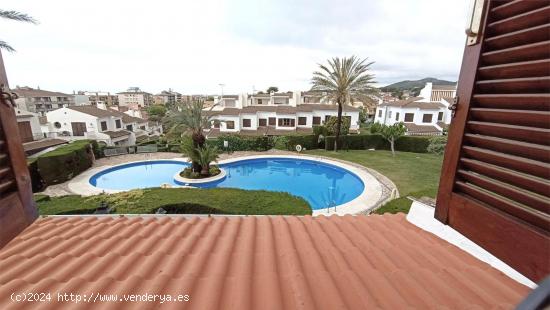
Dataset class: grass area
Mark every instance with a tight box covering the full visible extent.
[37,188,312,216]
[305,149,443,213]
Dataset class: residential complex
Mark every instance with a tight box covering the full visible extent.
[43,105,162,146]
[75,91,119,106]
[205,91,360,136]
[117,87,154,109]
[374,82,456,135]
[13,86,75,116]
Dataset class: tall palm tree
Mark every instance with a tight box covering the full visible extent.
[0,10,37,52]
[311,56,377,151]
[167,100,218,172]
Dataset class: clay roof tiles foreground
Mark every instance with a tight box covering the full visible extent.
[0,214,529,309]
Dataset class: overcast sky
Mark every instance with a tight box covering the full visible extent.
[2,0,469,95]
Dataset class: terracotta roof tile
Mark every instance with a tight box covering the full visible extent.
[0,214,529,309]
[404,123,441,134]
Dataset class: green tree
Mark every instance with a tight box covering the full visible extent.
[325,116,351,136]
[167,100,217,172]
[266,86,278,93]
[311,56,377,151]
[197,144,220,176]
[380,123,407,156]
[1,10,37,52]
[147,104,166,122]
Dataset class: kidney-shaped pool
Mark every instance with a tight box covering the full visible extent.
[89,157,365,210]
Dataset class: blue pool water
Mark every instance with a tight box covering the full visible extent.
[90,158,364,210]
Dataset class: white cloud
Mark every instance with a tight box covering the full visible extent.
[2,0,469,94]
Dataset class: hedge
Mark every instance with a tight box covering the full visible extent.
[211,135,273,152]
[324,134,431,153]
[36,140,95,185]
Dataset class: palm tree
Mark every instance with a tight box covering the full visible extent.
[167,100,217,172]
[0,10,37,52]
[311,56,377,151]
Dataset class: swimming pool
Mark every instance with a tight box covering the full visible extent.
[89,157,366,210]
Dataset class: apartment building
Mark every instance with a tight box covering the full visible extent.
[374,82,457,135]
[13,86,75,116]
[205,90,360,137]
[153,89,182,105]
[117,87,153,109]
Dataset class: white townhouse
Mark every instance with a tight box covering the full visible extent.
[43,106,158,146]
[374,82,456,135]
[14,108,43,143]
[205,91,360,137]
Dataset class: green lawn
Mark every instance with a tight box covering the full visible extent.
[36,188,311,216]
[305,149,443,213]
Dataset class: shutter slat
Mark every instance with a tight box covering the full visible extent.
[462,145,550,179]
[0,166,11,179]
[467,121,550,145]
[491,0,550,22]
[481,41,550,65]
[469,108,550,128]
[488,5,550,36]
[457,169,550,213]
[478,59,550,80]
[484,23,550,50]
[473,94,550,110]
[455,181,550,230]
[463,133,550,162]
[476,76,550,93]
[460,158,550,198]
[0,179,16,195]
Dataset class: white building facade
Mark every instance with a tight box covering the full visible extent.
[374,82,456,135]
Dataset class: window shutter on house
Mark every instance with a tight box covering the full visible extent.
[435,0,550,282]
[0,52,37,248]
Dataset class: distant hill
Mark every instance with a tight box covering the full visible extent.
[380,77,456,92]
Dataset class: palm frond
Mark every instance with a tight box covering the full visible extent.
[0,40,15,52]
[0,10,38,24]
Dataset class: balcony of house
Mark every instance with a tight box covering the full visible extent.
[250,95,271,105]
[272,96,290,105]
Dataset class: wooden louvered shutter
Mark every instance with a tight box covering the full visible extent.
[0,51,37,248]
[435,0,550,283]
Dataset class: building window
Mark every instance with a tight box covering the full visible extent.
[126,125,133,131]
[226,121,235,129]
[438,112,444,121]
[54,122,62,129]
[115,119,122,128]
[268,117,276,126]
[422,114,433,123]
[312,117,321,125]
[213,121,220,128]
[100,121,107,131]
[395,112,400,121]
[389,111,392,118]
[324,115,331,123]
[257,99,262,105]
[298,117,307,125]
[404,113,414,122]
[259,118,267,126]
[243,119,251,128]
[278,118,295,127]
[378,109,382,117]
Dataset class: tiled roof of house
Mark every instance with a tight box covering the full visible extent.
[442,97,455,104]
[437,121,449,130]
[68,106,120,118]
[0,214,529,309]
[404,123,441,134]
[103,130,131,138]
[379,98,444,109]
[207,104,359,116]
[22,138,68,153]
[108,109,147,124]
[13,87,71,98]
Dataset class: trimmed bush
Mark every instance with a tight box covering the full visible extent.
[36,140,95,185]
[211,135,273,152]
[427,136,448,155]
[324,134,432,153]
[286,135,318,151]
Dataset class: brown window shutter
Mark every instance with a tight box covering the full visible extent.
[435,0,550,282]
[291,119,295,127]
[0,52,37,249]
[278,119,282,126]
